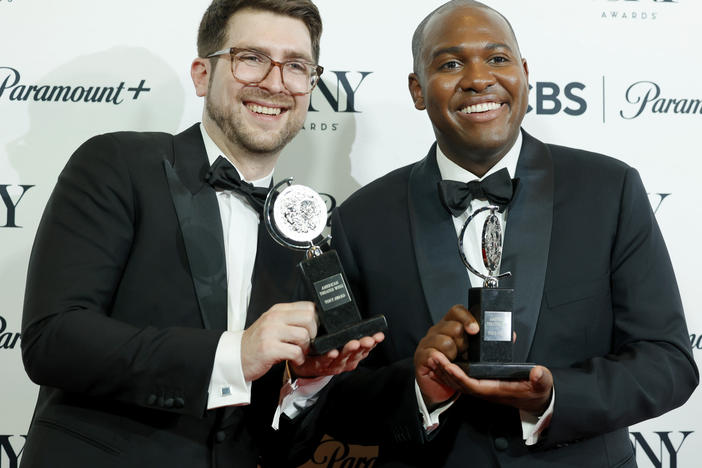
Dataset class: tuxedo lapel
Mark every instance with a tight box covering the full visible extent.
[501,130,554,361]
[245,221,304,328]
[163,124,228,331]
[408,144,469,325]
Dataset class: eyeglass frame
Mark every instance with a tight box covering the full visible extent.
[206,47,324,96]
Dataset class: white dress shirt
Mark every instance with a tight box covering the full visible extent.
[416,132,554,445]
[199,124,329,418]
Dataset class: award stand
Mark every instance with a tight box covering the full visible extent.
[264,179,387,355]
[456,206,534,380]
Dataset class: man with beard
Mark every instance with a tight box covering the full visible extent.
[320,1,698,466]
[19,1,382,467]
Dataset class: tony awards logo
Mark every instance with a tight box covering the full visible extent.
[264,179,386,354]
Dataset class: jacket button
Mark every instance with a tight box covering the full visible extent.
[215,431,226,443]
[494,437,509,451]
[147,394,157,405]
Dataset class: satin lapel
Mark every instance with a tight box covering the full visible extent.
[163,124,228,330]
[408,144,469,325]
[500,130,554,362]
[245,221,304,328]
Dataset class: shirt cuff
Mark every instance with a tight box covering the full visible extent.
[520,386,555,446]
[272,369,332,430]
[207,330,251,409]
[415,380,457,434]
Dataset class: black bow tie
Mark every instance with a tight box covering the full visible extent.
[438,168,517,217]
[205,156,269,214]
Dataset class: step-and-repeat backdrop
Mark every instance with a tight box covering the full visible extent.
[1,1,700,466]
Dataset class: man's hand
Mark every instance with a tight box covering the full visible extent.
[414,305,479,409]
[415,305,553,414]
[439,361,553,414]
[292,332,385,378]
[241,301,318,382]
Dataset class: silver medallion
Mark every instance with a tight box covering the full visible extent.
[481,212,503,277]
[458,205,511,288]
[272,184,328,243]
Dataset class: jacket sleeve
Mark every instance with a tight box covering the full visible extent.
[21,134,222,418]
[541,167,699,446]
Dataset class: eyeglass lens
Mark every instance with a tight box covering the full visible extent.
[232,51,316,94]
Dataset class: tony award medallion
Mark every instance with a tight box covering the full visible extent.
[264,179,387,354]
[456,206,534,380]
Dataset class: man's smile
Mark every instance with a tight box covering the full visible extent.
[460,101,502,114]
[245,101,286,116]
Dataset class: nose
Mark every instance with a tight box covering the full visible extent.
[457,60,496,93]
[257,63,287,94]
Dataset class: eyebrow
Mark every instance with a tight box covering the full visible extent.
[430,42,515,61]
[238,45,314,63]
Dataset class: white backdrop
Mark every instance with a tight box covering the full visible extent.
[1,1,700,466]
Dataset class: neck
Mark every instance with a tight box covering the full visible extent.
[438,132,519,178]
[441,148,506,178]
[202,116,278,181]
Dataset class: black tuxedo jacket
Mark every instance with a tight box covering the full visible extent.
[20,124,309,468]
[322,130,698,467]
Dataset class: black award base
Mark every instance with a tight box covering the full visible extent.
[298,250,387,355]
[457,362,535,380]
[456,287,534,380]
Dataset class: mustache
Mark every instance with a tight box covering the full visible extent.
[239,87,294,107]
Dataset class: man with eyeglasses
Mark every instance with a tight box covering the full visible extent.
[19,1,382,467]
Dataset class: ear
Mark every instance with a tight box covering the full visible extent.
[522,58,529,82]
[191,57,210,97]
[408,73,425,110]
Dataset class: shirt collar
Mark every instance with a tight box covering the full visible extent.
[436,130,522,183]
[199,123,273,188]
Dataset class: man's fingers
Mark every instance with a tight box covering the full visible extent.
[281,324,314,348]
[529,366,553,393]
[268,302,318,338]
[434,361,461,391]
[278,342,306,366]
[422,333,461,360]
[292,332,384,377]
[446,304,479,335]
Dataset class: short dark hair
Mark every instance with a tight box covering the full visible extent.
[197,0,322,62]
[411,0,519,75]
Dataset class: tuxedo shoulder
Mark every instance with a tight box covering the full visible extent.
[547,142,631,174]
[341,162,415,210]
[68,130,174,171]
[546,142,640,190]
[80,130,172,157]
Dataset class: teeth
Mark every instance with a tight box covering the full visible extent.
[461,102,501,114]
[247,104,282,115]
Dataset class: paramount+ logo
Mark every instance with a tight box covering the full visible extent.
[0,315,21,350]
[0,67,151,105]
[691,331,702,353]
[620,81,702,119]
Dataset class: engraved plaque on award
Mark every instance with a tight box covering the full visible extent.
[456,206,534,380]
[264,179,387,354]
